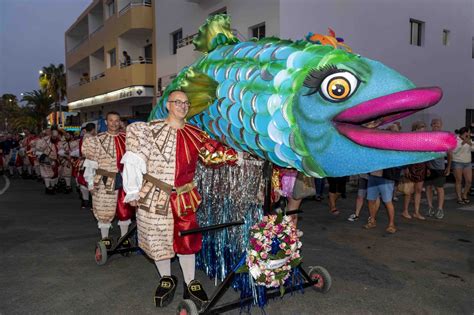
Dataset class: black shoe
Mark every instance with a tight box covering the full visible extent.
[45,187,55,195]
[121,237,132,248]
[101,237,113,250]
[81,200,87,209]
[183,279,208,310]
[154,275,178,307]
[64,186,72,194]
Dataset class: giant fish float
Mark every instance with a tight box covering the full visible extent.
[150,14,456,177]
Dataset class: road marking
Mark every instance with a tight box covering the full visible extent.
[0,175,10,195]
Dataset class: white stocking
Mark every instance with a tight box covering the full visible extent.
[64,177,71,186]
[44,178,51,188]
[80,186,89,200]
[118,219,131,237]
[98,222,111,239]
[178,254,195,285]
[155,259,171,277]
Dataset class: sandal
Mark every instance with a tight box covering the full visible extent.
[462,198,470,204]
[364,219,376,229]
[412,213,426,221]
[457,199,465,205]
[385,225,397,234]
[401,213,412,219]
[330,208,340,216]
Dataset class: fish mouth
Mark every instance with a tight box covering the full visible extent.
[332,87,456,152]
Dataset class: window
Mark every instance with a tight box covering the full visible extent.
[209,7,227,16]
[108,48,116,67]
[144,44,152,62]
[410,19,424,46]
[107,0,115,18]
[171,29,182,55]
[442,29,450,46]
[250,23,266,40]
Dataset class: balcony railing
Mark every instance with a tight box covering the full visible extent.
[119,58,153,68]
[119,0,152,16]
[68,36,89,53]
[91,72,106,81]
[89,24,104,37]
[177,28,247,49]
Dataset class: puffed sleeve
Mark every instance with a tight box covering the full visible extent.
[198,131,238,166]
[82,136,99,189]
[121,122,150,202]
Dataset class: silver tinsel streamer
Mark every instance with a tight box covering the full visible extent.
[194,156,265,287]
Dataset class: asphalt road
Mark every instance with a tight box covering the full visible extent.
[0,176,473,314]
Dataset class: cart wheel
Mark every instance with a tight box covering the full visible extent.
[309,266,331,293]
[176,299,199,315]
[95,241,108,266]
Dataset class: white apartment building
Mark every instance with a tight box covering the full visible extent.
[154,0,473,131]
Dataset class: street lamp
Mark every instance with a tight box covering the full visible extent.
[39,70,43,75]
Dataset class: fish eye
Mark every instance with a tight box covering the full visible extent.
[320,71,359,102]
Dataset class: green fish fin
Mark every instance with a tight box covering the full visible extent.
[175,67,218,118]
[193,14,239,53]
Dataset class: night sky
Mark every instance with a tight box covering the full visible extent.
[0,0,91,101]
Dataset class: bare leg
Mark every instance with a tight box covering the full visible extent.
[462,167,472,200]
[413,181,425,219]
[354,195,364,216]
[402,192,412,219]
[287,197,302,227]
[436,187,445,210]
[328,192,340,214]
[454,168,463,201]
[426,184,434,209]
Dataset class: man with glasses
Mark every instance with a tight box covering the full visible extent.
[122,90,237,309]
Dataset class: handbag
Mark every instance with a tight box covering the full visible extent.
[292,172,316,199]
[397,176,414,194]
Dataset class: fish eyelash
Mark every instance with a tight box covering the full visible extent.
[303,65,340,96]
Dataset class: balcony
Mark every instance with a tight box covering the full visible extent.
[67,62,154,103]
[118,0,152,16]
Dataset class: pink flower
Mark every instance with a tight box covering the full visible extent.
[254,244,262,252]
[261,252,268,259]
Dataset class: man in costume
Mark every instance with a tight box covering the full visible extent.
[122,90,237,309]
[82,112,134,249]
[35,128,61,194]
[58,131,79,194]
[20,130,40,179]
[76,123,96,208]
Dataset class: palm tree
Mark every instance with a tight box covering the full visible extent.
[39,64,67,126]
[21,90,54,132]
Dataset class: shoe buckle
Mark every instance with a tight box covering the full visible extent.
[161,281,171,289]
[190,284,201,291]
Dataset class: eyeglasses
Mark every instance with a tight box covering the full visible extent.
[168,100,191,107]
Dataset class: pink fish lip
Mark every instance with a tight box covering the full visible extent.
[332,87,457,152]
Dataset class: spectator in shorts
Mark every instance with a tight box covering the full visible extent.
[452,126,474,204]
[425,118,452,219]
[364,167,401,234]
[348,174,380,222]
[327,176,348,216]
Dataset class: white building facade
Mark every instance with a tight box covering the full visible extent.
[154,0,473,131]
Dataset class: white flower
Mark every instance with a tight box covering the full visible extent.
[249,265,262,280]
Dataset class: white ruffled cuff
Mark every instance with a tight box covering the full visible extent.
[124,192,140,203]
[83,159,98,169]
[121,151,146,174]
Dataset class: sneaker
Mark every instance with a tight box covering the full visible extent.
[154,275,178,307]
[427,207,435,217]
[435,208,444,219]
[183,279,208,310]
[347,213,359,222]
